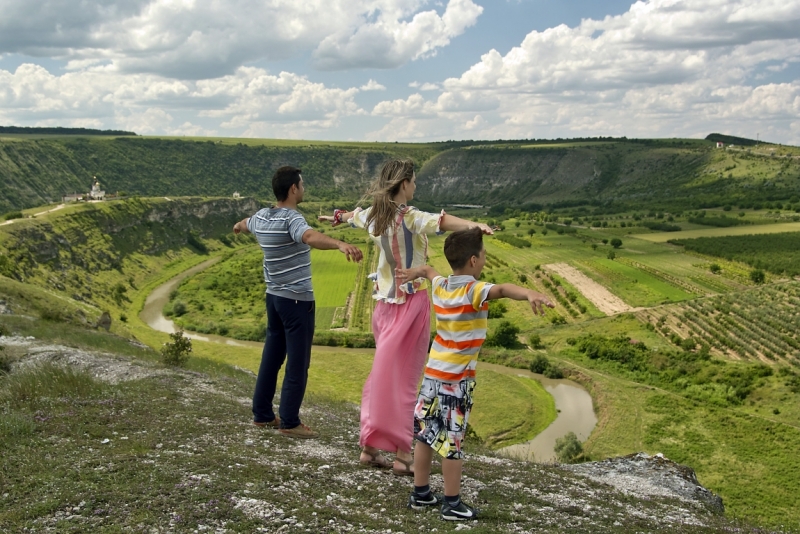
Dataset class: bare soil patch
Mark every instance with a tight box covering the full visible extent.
[544,263,635,315]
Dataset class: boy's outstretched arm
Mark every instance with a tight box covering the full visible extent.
[487,284,555,316]
[396,265,440,284]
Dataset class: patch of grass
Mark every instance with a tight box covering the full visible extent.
[0,363,108,409]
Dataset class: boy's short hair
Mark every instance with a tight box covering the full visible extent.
[272,166,302,201]
[444,227,484,269]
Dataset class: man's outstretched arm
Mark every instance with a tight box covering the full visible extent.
[302,229,363,262]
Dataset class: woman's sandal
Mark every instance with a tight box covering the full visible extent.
[392,457,414,477]
[359,449,392,469]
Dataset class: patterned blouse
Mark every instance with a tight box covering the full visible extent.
[349,205,445,304]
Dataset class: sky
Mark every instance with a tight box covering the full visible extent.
[0,0,799,144]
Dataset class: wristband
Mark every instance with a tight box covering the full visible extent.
[333,209,344,226]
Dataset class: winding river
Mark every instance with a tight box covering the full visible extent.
[140,261,597,460]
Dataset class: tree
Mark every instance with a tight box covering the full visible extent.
[518,273,527,283]
[529,333,544,350]
[750,268,765,284]
[709,263,721,274]
[488,300,507,319]
[161,330,193,366]
[486,321,520,348]
[610,238,623,249]
[554,432,583,463]
[527,228,535,236]
[607,250,616,260]
[529,353,549,373]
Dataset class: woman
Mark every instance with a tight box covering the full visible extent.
[320,159,491,475]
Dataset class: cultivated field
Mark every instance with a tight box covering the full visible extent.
[632,221,800,242]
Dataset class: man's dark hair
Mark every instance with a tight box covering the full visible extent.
[272,166,302,201]
[444,227,484,269]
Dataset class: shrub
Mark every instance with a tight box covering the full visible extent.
[530,354,549,374]
[488,300,507,319]
[749,269,765,284]
[0,348,11,375]
[529,333,544,349]
[494,234,532,248]
[543,365,564,379]
[4,211,23,221]
[549,314,567,325]
[709,263,721,274]
[680,337,697,351]
[554,432,584,463]
[187,232,208,253]
[172,301,188,317]
[607,250,616,260]
[39,308,67,322]
[486,321,521,348]
[160,330,192,366]
[518,274,527,283]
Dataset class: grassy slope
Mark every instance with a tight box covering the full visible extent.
[0,322,745,533]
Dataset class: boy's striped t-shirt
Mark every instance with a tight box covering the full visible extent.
[246,207,314,300]
[424,275,494,383]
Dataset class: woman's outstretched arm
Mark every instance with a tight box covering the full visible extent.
[440,214,493,234]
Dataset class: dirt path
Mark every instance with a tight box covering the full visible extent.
[1,203,66,226]
[544,262,634,315]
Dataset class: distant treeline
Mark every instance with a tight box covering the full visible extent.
[0,126,136,136]
[670,232,800,276]
[687,216,751,228]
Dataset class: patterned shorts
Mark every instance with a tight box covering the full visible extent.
[413,377,476,460]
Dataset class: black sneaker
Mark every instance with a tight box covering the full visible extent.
[440,500,478,521]
[407,491,441,510]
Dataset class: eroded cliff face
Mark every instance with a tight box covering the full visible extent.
[0,197,257,306]
[415,144,711,207]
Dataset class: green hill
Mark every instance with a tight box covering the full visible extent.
[1,135,798,215]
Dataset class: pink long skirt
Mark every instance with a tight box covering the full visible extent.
[359,290,431,453]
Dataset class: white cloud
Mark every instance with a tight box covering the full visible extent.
[0,64,366,137]
[312,0,483,70]
[0,0,482,78]
[360,79,387,91]
[464,114,487,130]
[370,0,800,144]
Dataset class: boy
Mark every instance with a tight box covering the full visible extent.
[396,227,554,521]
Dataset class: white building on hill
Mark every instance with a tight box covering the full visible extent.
[89,177,105,200]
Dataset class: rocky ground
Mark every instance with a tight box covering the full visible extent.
[0,335,767,533]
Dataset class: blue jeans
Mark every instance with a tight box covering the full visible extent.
[252,294,315,429]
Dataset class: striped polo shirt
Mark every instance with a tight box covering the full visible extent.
[424,275,494,383]
[247,207,314,301]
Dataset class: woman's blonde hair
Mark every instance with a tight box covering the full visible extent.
[363,159,415,237]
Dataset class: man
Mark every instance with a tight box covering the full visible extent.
[233,166,362,438]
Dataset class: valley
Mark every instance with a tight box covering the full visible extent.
[2,134,800,530]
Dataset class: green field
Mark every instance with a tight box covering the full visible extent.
[167,247,364,338]
[632,221,800,242]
